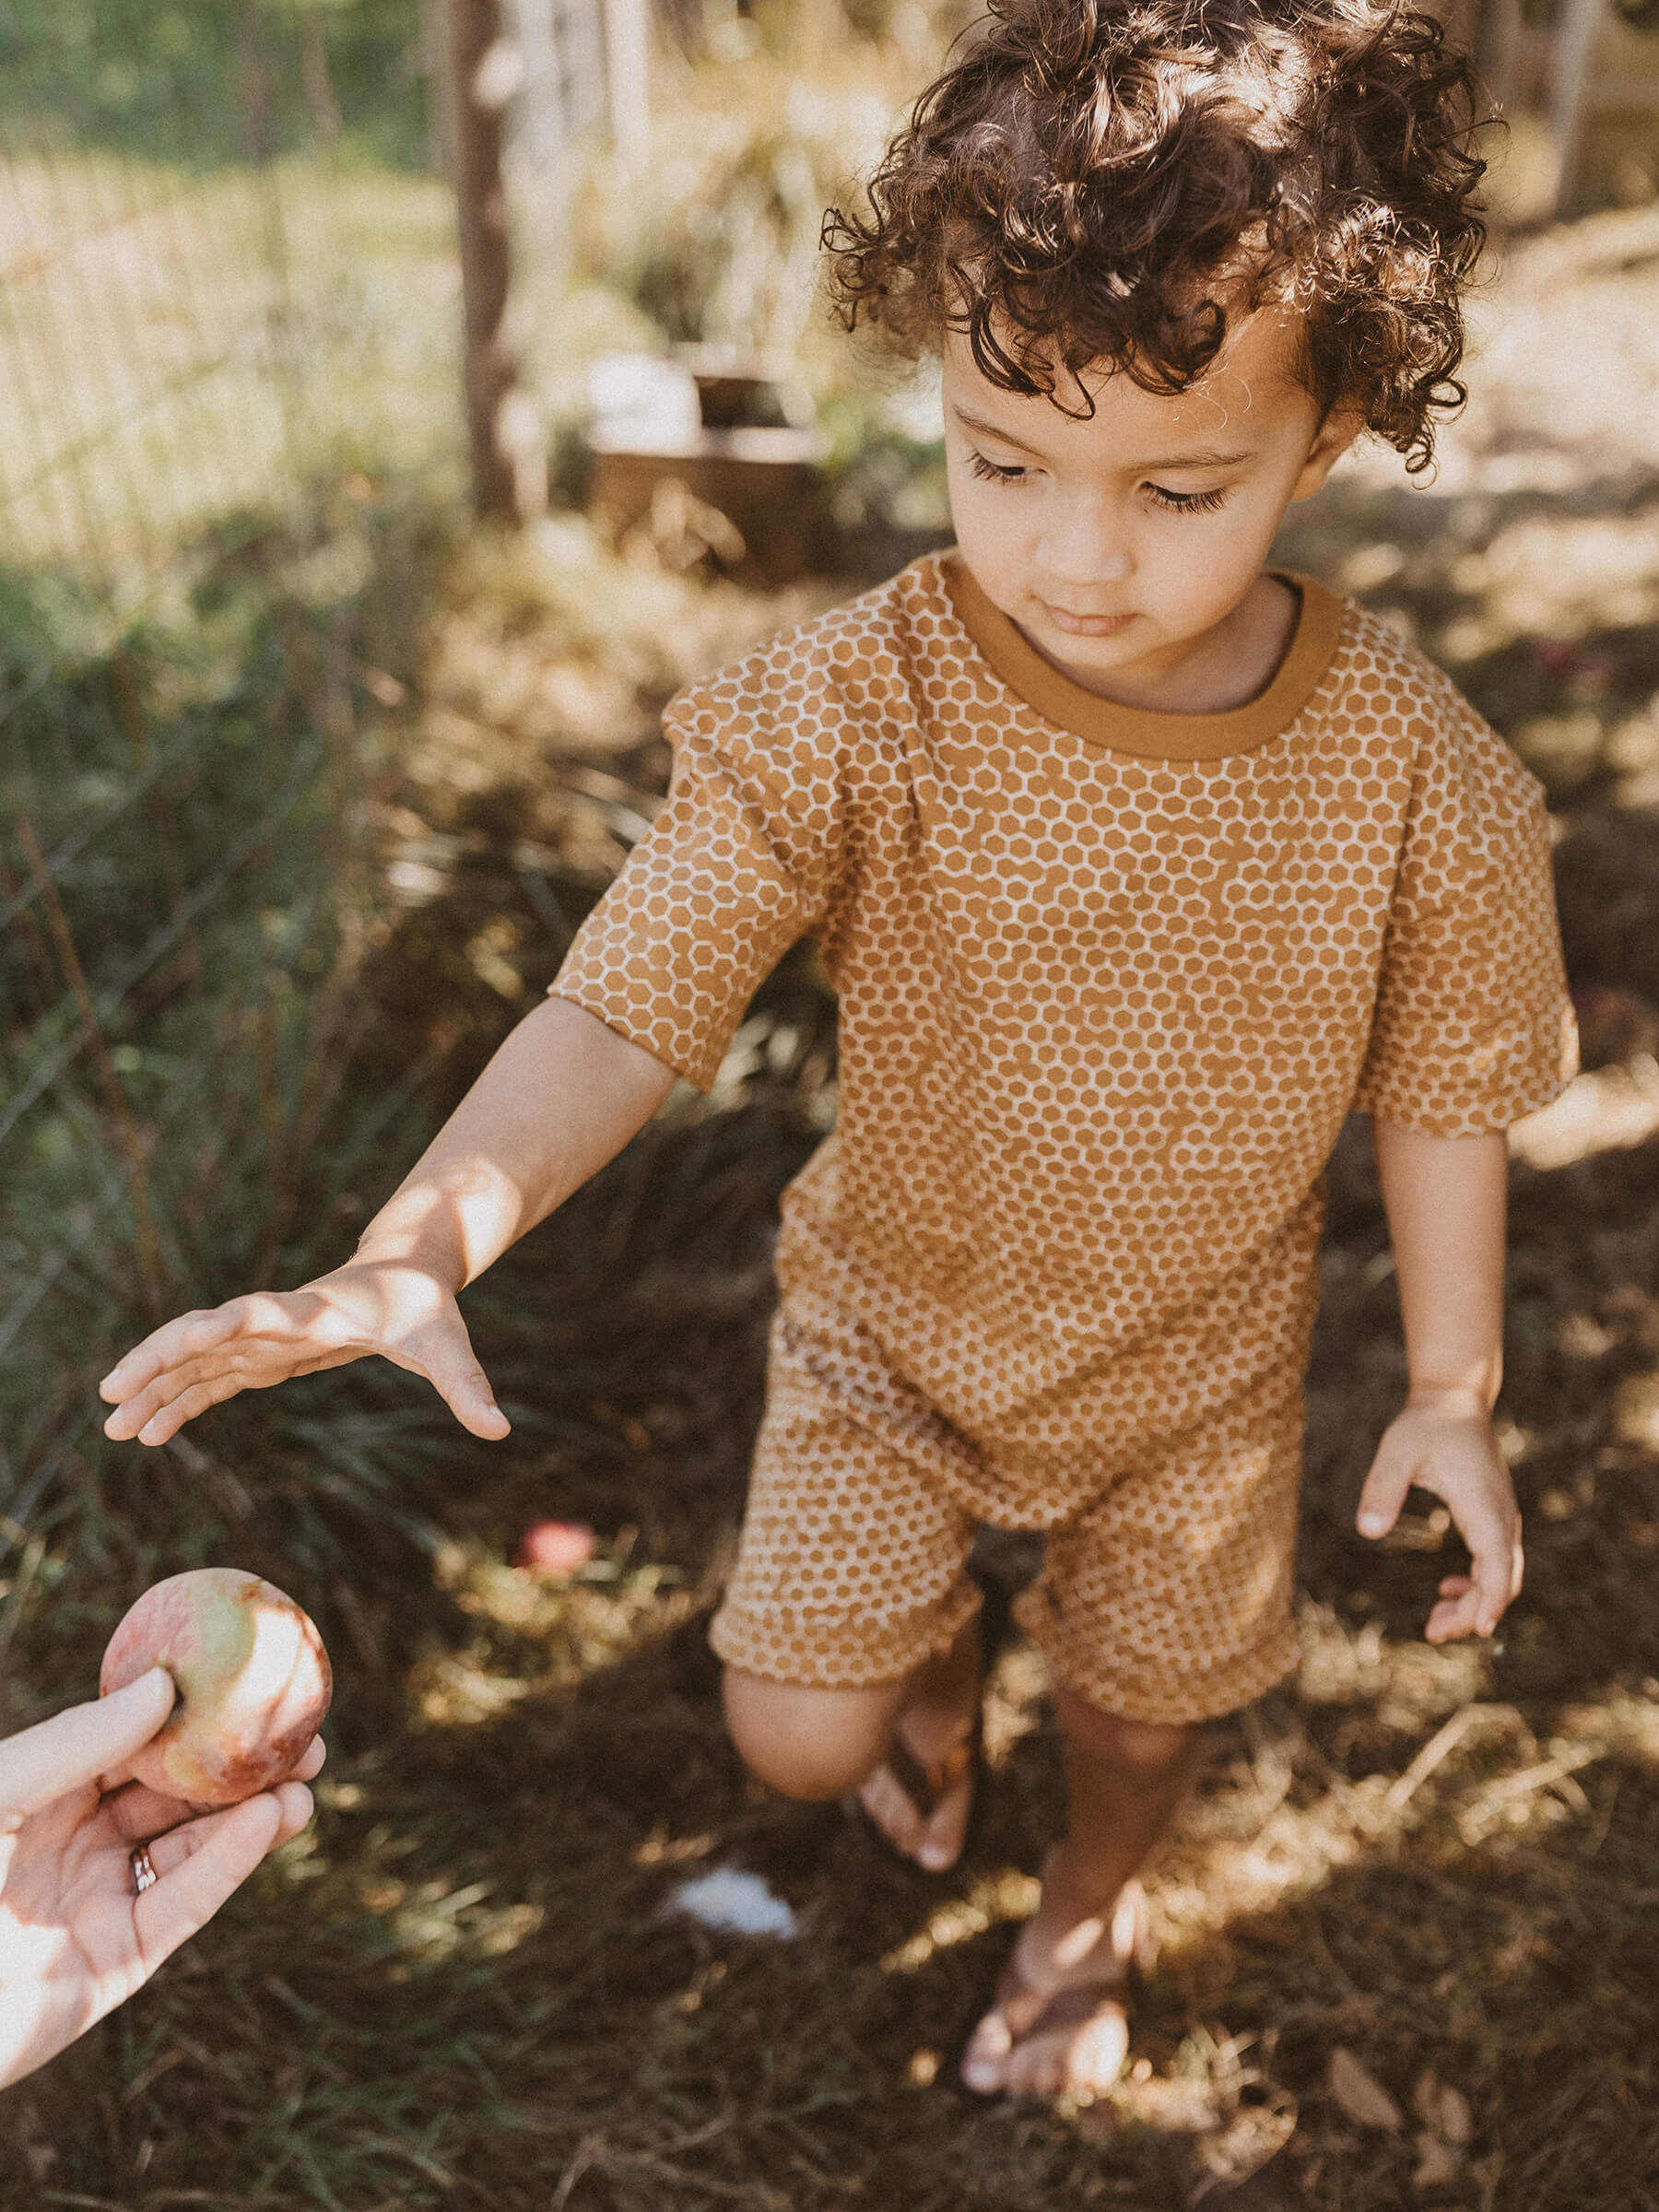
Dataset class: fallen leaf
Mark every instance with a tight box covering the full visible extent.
[1326,2046,1404,2132]
[1436,2085,1473,2147]
[1412,2068,1442,2129]
[1412,2068,1474,2148]
[1412,2129,1464,2190]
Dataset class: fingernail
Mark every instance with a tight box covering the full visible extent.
[1359,1514,1386,1536]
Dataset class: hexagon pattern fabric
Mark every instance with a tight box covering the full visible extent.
[551,552,1575,1719]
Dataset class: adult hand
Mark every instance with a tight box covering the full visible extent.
[98,1262,509,1447]
[1356,1394,1524,1643]
[0,1668,322,2089]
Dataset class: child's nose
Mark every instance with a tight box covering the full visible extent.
[1036,500,1133,588]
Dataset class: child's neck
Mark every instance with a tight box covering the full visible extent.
[1018,572,1300,718]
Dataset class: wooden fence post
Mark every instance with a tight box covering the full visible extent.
[603,0,651,167]
[1550,0,1607,215]
[445,0,546,521]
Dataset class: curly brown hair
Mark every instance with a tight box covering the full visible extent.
[823,0,1489,472]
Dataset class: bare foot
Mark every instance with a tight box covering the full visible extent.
[960,1863,1149,2100]
[855,1615,982,1873]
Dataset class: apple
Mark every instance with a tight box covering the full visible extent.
[514,1520,598,1575]
[100,1568,332,1805]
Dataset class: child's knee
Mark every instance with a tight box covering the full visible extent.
[722,1667,903,1801]
[1055,1688,1199,1776]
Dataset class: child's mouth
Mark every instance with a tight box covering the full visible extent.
[1040,603,1135,638]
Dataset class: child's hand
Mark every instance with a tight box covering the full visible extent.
[1354,1394,1523,1643]
[98,1264,510,1446]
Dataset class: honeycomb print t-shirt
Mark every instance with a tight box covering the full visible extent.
[550,552,1574,1513]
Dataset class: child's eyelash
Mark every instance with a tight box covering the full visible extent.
[1147,484,1229,514]
[964,454,1230,514]
[966,451,1030,484]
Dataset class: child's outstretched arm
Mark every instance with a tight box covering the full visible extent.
[100,997,676,1447]
[1355,1120,1522,1644]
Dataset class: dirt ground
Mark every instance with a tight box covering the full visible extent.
[8,206,1659,2211]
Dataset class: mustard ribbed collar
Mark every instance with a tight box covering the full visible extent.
[941,548,1345,760]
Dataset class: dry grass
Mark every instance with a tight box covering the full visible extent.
[7,163,1659,2212]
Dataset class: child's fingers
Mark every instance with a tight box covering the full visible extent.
[102,1297,366,1441]
[1424,1583,1482,1643]
[100,1300,326,1439]
[134,1368,268,1446]
[1426,1523,1521,1642]
[1449,1493,1521,1638]
[105,1357,260,1445]
[100,1295,315,1400]
[1355,1431,1419,1540]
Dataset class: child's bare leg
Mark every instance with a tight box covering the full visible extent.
[723,1610,982,1869]
[855,1611,982,1869]
[723,1669,904,1800]
[962,1693,1201,2099]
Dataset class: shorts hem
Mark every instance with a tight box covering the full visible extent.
[708,1577,982,1692]
[1014,1584,1301,1725]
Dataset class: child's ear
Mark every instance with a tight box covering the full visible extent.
[1289,406,1363,501]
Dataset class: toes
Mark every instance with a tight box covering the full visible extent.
[858,1755,971,1870]
[959,2009,1014,2095]
[858,1767,922,1858]
[962,1994,1130,2101]
[915,1788,970,1872]
[1062,2005,1129,2097]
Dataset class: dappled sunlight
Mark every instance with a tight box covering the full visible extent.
[1149,1623,1659,1956]
[10,16,1659,2198]
[1293,1599,1489,1719]
[292,1785,549,1969]
[406,1535,692,1729]
[878,1868,1041,1976]
[871,1598,1633,1976]
[1439,508,1659,658]
[376,1886,547,1971]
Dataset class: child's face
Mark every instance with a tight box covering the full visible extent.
[942,309,1356,705]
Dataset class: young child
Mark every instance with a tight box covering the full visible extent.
[102,0,1575,2102]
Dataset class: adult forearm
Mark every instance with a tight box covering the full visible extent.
[1372,1119,1508,1413]
[353,995,677,1288]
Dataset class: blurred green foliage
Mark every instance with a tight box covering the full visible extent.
[0,0,431,168]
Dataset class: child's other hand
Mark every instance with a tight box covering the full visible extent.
[98,1265,510,1446]
[1355,1395,1523,1643]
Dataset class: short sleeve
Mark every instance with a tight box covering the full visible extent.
[547,665,845,1090]
[1352,701,1577,1135]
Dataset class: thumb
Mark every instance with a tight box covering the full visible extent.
[1356,1430,1418,1541]
[416,1322,510,1440]
[0,1670,177,1817]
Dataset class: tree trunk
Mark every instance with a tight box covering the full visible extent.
[445,0,544,521]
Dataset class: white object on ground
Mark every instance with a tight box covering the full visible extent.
[663,1866,798,1939]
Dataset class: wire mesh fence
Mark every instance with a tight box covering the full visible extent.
[0,0,461,1551]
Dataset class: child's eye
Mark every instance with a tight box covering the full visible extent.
[1146,484,1230,514]
[967,450,1031,485]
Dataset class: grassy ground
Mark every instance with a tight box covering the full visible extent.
[6,188,1659,2212]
